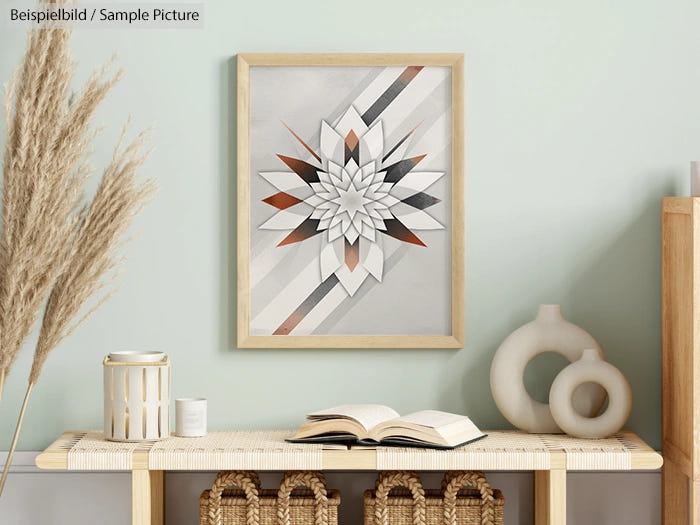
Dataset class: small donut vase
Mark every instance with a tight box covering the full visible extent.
[549,348,632,438]
[490,304,607,433]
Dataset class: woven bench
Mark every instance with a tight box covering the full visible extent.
[35,429,661,525]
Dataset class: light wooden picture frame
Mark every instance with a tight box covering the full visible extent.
[237,53,464,348]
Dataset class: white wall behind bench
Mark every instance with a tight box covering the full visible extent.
[0,453,660,525]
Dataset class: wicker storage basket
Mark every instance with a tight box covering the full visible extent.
[363,471,505,525]
[199,470,340,525]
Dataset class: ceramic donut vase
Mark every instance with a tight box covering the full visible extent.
[490,304,632,438]
[549,348,632,439]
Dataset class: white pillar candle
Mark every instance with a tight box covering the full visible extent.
[692,161,700,197]
[175,398,207,437]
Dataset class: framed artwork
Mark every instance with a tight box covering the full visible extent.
[237,54,464,348]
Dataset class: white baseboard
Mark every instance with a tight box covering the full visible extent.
[0,451,42,473]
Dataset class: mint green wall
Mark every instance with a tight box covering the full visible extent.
[2,0,692,451]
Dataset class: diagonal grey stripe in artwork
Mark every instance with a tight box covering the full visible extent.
[251,229,287,260]
[382,76,452,163]
[372,68,450,153]
[311,243,410,335]
[250,235,323,319]
[382,127,416,163]
[273,274,340,335]
[361,66,424,125]
[406,125,452,172]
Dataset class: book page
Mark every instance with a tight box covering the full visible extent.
[394,410,468,428]
[307,404,400,432]
[373,410,484,447]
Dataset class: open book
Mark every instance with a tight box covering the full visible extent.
[289,404,486,449]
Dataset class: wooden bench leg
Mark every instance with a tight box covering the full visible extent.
[132,470,165,525]
[534,469,566,525]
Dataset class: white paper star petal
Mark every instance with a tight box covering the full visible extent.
[362,239,384,281]
[360,120,383,165]
[259,209,310,230]
[333,106,368,138]
[329,213,343,229]
[327,161,343,180]
[310,208,327,220]
[378,208,393,220]
[260,172,313,198]
[328,222,344,242]
[320,241,343,281]
[318,170,333,186]
[370,217,386,230]
[346,224,360,244]
[351,213,364,235]
[321,121,344,166]
[345,158,360,176]
[335,264,369,296]
[361,163,376,182]
[309,182,325,195]
[304,194,326,207]
[379,195,400,207]
[394,171,445,193]
[360,222,376,242]
[392,209,444,230]
[319,180,336,194]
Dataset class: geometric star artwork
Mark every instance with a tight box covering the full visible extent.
[239,54,464,346]
[260,104,445,298]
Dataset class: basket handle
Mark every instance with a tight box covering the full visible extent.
[374,471,426,525]
[207,471,261,525]
[442,470,495,525]
[277,471,329,525]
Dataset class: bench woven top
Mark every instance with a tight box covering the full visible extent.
[34,430,662,472]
